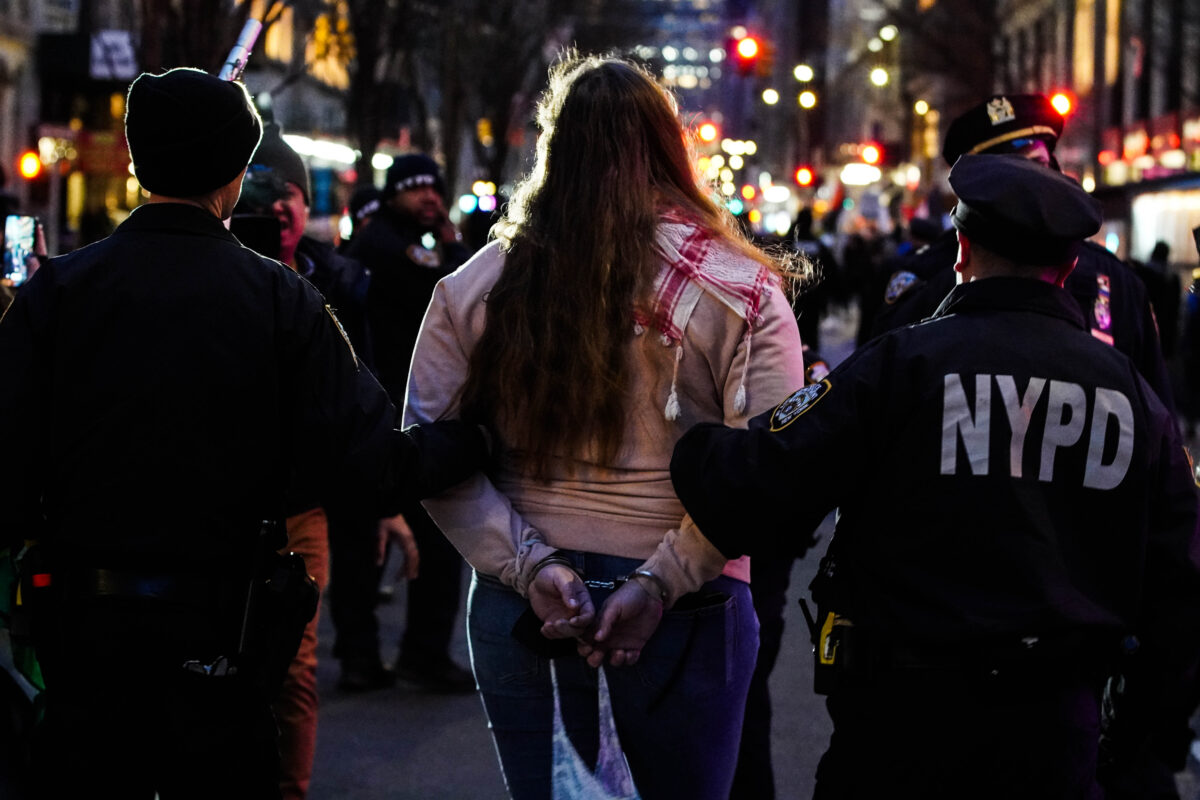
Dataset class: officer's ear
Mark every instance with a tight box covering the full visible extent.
[1053,256,1077,288]
[952,231,972,284]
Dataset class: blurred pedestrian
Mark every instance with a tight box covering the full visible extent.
[672,154,1200,800]
[339,185,382,252]
[788,206,836,351]
[1133,241,1181,359]
[240,122,391,799]
[872,94,1172,414]
[404,52,806,800]
[344,153,476,692]
[0,67,487,798]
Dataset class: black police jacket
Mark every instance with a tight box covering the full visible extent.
[0,203,485,571]
[673,277,1200,650]
[871,232,1174,413]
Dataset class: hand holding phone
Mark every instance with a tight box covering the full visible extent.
[2,214,38,287]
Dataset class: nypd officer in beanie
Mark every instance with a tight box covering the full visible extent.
[871,95,1172,412]
[343,154,476,692]
[671,155,1200,799]
[0,67,487,797]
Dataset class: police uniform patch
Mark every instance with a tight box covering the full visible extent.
[770,379,831,431]
[407,244,442,269]
[884,271,919,304]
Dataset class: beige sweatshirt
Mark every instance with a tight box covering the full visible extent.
[403,238,806,605]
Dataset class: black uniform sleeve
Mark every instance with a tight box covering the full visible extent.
[1103,396,1200,772]
[671,342,883,558]
[275,276,486,517]
[395,422,489,501]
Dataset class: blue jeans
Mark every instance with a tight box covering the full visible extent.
[467,551,758,800]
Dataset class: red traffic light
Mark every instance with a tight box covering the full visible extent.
[17,150,42,180]
[697,121,720,143]
[1050,92,1073,116]
[861,144,882,165]
[794,166,815,186]
[731,34,764,75]
[736,36,760,61]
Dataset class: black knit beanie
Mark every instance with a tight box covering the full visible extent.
[251,123,311,205]
[383,154,445,199]
[125,68,263,197]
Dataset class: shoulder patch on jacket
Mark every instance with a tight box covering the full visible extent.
[884,271,919,304]
[770,380,831,431]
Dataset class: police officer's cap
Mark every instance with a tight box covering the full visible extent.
[942,94,1064,166]
[949,154,1102,266]
[125,68,263,197]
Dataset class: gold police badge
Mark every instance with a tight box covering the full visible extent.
[987,97,1016,125]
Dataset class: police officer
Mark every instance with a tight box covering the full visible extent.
[872,94,1173,411]
[671,155,1200,799]
[0,67,486,798]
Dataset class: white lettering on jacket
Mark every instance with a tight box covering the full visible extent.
[941,373,1134,488]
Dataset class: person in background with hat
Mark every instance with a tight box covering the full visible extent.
[343,153,476,692]
[241,123,403,798]
[871,94,1173,415]
[0,67,489,797]
[671,154,1200,799]
[340,185,383,251]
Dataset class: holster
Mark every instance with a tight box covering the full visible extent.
[236,549,319,702]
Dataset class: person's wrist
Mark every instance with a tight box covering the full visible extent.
[528,552,575,585]
[625,569,667,605]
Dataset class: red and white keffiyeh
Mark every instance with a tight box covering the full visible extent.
[634,215,777,420]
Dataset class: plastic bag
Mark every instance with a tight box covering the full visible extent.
[551,661,641,800]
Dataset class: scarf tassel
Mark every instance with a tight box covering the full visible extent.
[664,344,683,421]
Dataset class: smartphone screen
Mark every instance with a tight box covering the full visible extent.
[3,214,36,287]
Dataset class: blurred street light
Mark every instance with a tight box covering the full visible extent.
[794,64,814,82]
[18,150,42,180]
[870,68,889,87]
[914,99,930,116]
[799,90,817,109]
[762,88,780,105]
[880,25,898,41]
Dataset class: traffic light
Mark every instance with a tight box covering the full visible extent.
[1050,92,1073,116]
[17,150,42,181]
[731,34,761,76]
[17,149,49,204]
[794,166,815,187]
[861,143,883,165]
